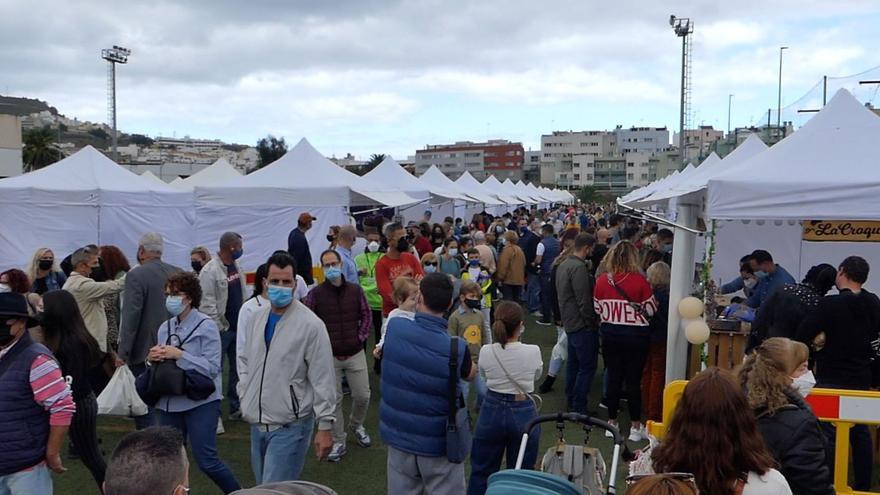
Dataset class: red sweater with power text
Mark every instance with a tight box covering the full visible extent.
[593,272,658,338]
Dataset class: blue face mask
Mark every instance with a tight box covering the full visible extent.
[165,295,186,317]
[268,285,294,308]
[661,243,673,254]
[468,259,480,267]
[424,265,437,273]
[323,266,342,281]
[232,248,244,260]
[755,270,768,279]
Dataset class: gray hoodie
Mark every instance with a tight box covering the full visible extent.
[237,299,337,430]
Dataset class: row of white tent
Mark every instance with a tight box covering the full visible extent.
[617,88,880,382]
[0,138,572,272]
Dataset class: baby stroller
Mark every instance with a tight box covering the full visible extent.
[485,412,632,495]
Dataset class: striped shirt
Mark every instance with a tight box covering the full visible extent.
[29,354,76,426]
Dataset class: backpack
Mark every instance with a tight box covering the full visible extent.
[541,443,606,495]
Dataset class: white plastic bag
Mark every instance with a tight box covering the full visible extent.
[97,366,148,417]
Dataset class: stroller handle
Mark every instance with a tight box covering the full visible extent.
[524,413,623,445]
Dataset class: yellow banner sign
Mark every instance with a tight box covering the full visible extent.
[803,221,880,242]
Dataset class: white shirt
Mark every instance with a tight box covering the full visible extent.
[479,342,543,394]
[376,308,414,350]
[742,469,792,495]
[536,242,545,257]
[294,275,309,300]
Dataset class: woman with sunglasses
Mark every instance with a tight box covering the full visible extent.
[421,252,440,274]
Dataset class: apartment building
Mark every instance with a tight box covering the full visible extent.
[414,140,524,181]
[540,131,617,187]
[614,126,670,154]
[0,114,22,177]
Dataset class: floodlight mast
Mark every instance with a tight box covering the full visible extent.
[670,16,693,168]
[101,46,131,161]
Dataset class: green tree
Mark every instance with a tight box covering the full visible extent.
[367,153,386,168]
[23,127,63,172]
[577,185,600,204]
[255,135,288,170]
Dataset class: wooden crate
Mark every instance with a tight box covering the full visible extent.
[707,331,748,371]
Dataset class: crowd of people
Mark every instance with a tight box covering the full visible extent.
[0,202,878,494]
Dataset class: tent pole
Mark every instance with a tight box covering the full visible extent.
[665,201,698,383]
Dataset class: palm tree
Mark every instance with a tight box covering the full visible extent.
[367,153,386,168]
[23,127,63,172]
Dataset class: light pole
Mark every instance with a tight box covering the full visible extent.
[101,45,131,162]
[777,46,788,134]
[727,94,733,136]
[670,15,693,168]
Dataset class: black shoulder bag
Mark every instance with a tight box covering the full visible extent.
[607,273,650,320]
[146,319,208,397]
[446,336,472,463]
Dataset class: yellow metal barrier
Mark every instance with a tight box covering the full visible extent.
[646,381,880,495]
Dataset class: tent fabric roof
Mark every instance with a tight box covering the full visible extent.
[178,158,242,188]
[455,172,511,205]
[481,175,522,204]
[364,157,448,202]
[196,138,421,207]
[708,89,880,220]
[140,170,169,186]
[660,137,767,201]
[503,178,540,204]
[0,145,189,206]
[419,166,485,203]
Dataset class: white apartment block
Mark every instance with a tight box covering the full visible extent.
[0,114,22,177]
[673,126,724,164]
[614,126,669,154]
[540,131,616,188]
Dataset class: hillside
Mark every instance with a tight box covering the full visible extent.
[0,95,58,117]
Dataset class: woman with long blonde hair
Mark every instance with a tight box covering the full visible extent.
[27,247,67,295]
[593,240,657,441]
[738,338,833,495]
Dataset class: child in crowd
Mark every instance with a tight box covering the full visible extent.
[373,277,419,359]
[448,280,489,411]
[461,248,494,342]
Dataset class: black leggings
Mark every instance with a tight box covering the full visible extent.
[69,392,106,488]
[602,335,649,422]
[371,309,383,371]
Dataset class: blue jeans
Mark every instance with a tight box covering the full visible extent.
[526,274,541,313]
[817,382,873,490]
[128,362,156,430]
[0,464,51,495]
[468,391,541,495]
[250,416,315,484]
[459,373,488,411]
[539,274,554,322]
[220,330,240,414]
[159,400,241,494]
[565,329,599,414]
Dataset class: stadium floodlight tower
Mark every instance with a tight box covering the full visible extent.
[669,15,693,169]
[101,45,131,162]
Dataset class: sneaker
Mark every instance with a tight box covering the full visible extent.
[628,424,649,443]
[229,410,243,421]
[536,320,552,326]
[327,443,347,462]
[216,418,225,435]
[530,311,543,318]
[354,426,372,448]
[605,420,619,438]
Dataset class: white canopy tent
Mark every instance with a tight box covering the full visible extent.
[504,179,541,204]
[709,89,880,220]
[140,170,169,186]
[174,157,243,189]
[195,138,421,270]
[0,146,194,270]
[481,175,526,205]
[456,171,517,216]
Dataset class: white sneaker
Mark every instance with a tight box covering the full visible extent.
[327,442,347,462]
[354,426,372,448]
[605,420,619,438]
[216,418,225,435]
[628,424,648,442]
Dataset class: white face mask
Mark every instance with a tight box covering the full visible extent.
[743,278,758,290]
[791,370,816,397]
[367,241,380,253]
[0,284,10,293]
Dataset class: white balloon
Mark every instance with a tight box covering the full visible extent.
[685,320,711,345]
[678,296,704,319]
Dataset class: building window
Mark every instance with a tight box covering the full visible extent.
[627,162,634,167]
[574,174,580,180]
[587,174,593,180]
[485,152,496,157]
[464,152,480,157]
[448,153,457,158]
[641,173,648,179]
[627,173,634,180]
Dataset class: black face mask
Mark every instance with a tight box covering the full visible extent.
[396,237,410,253]
[464,299,482,310]
[0,322,16,347]
[191,261,203,273]
[326,235,335,243]
[90,265,108,282]
[38,260,53,271]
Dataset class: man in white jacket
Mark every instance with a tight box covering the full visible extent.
[63,246,124,353]
[199,232,247,421]
[237,252,336,484]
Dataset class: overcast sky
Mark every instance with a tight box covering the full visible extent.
[3,0,880,158]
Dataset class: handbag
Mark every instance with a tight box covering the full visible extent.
[145,319,207,398]
[607,273,650,320]
[490,343,543,412]
[446,336,472,464]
